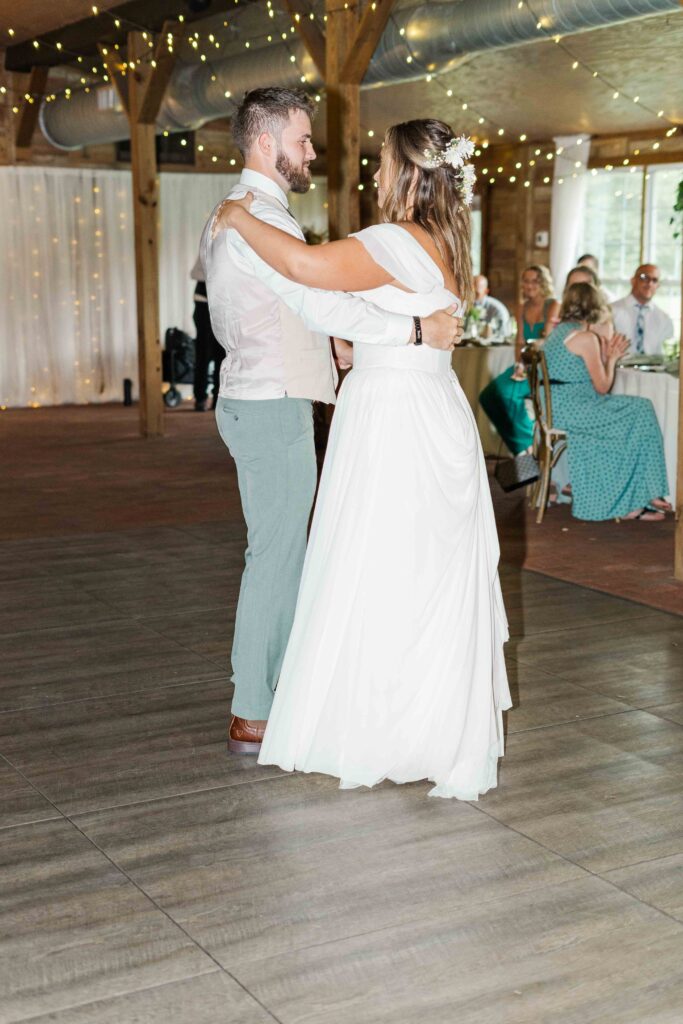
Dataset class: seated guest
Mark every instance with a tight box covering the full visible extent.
[577,253,613,300]
[611,264,674,355]
[479,265,559,454]
[472,274,512,337]
[544,282,671,522]
[191,256,225,411]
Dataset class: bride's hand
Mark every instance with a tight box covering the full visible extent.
[212,192,254,237]
[333,338,353,370]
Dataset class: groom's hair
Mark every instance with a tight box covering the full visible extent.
[232,88,316,156]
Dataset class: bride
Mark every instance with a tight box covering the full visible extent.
[216,118,511,800]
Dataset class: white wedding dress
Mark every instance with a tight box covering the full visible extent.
[258,223,511,800]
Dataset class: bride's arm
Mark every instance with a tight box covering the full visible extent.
[219,201,392,292]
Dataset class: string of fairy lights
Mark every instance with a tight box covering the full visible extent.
[1,0,679,181]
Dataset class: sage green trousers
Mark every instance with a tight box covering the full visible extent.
[215,396,317,719]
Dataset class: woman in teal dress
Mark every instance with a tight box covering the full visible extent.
[544,282,671,522]
[479,265,560,454]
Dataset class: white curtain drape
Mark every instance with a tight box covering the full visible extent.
[0,166,137,407]
[0,167,328,408]
[549,135,591,297]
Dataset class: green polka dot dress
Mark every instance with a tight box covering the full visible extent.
[544,322,669,521]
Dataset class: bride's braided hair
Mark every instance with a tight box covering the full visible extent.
[381,119,474,307]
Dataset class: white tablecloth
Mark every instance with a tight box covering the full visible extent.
[451,344,515,455]
[613,367,679,505]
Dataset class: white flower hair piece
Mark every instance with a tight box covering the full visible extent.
[422,134,477,205]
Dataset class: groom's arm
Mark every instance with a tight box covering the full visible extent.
[228,202,413,346]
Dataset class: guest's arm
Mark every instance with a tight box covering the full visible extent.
[566,329,629,394]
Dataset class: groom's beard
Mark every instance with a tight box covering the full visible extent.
[275,148,311,194]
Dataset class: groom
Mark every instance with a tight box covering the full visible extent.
[201,88,463,754]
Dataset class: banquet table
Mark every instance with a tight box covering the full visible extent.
[612,367,679,505]
[451,343,515,455]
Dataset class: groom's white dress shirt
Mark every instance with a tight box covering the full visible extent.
[611,293,674,356]
[200,169,413,404]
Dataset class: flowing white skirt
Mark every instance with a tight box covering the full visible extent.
[258,344,511,800]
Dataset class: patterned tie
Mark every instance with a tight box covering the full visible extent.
[635,303,646,354]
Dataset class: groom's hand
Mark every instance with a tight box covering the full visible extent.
[420,306,464,350]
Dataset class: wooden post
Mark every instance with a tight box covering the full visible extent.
[324,0,359,241]
[324,0,396,240]
[15,65,49,152]
[675,230,683,581]
[125,23,184,437]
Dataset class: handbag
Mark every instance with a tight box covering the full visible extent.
[494,450,539,492]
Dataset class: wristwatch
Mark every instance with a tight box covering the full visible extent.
[413,316,423,346]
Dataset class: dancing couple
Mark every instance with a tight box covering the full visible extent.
[200,88,511,801]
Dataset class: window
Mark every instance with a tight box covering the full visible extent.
[644,164,682,333]
[579,163,682,337]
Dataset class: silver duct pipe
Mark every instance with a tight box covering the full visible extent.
[40,0,679,149]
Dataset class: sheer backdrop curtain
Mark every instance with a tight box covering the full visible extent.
[549,135,591,297]
[0,167,328,407]
[0,166,137,407]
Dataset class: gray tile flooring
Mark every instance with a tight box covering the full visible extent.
[1,523,683,1022]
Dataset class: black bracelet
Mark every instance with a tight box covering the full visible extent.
[413,315,423,346]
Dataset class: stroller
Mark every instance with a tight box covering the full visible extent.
[162,327,195,407]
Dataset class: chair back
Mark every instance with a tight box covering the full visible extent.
[521,344,554,434]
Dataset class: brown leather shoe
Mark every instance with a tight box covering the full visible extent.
[227,716,267,754]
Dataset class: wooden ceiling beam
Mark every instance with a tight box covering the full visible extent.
[282,0,326,79]
[339,0,396,85]
[135,20,185,124]
[14,65,49,150]
[97,43,129,115]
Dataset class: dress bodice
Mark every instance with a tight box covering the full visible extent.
[522,298,552,342]
[348,223,464,376]
[544,322,593,385]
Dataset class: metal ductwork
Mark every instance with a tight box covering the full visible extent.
[40,0,680,149]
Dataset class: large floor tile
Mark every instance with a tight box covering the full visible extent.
[66,563,240,618]
[604,852,683,923]
[509,617,683,709]
[0,758,59,830]
[0,620,227,711]
[74,774,583,967]
[18,972,275,1024]
[0,528,208,581]
[647,701,683,727]
[0,680,282,815]
[482,711,683,872]
[140,606,235,665]
[501,574,665,639]
[0,578,117,636]
[0,819,215,1023]
[505,667,631,733]
[231,875,683,1024]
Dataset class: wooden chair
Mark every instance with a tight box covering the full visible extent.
[521,344,568,524]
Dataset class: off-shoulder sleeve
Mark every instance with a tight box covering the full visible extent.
[350,223,443,293]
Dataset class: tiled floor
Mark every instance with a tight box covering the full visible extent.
[2,407,683,1022]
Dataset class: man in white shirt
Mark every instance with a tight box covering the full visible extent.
[611,264,674,356]
[201,88,462,753]
[472,275,511,336]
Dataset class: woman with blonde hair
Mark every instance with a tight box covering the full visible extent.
[479,264,560,454]
[214,118,511,800]
[544,282,670,521]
